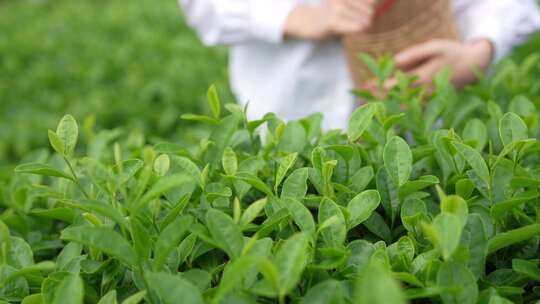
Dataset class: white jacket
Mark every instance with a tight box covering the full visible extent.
[180,0,540,129]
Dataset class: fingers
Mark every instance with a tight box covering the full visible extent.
[405,59,442,87]
[330,0,376,34]
[395,40,448,69]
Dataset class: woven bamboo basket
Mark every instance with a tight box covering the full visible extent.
[343,0,461,88]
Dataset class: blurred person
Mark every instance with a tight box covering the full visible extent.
[180,0,540,130]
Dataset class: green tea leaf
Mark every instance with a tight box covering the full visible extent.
[274,233,309,297]
[121,291,146,304]
[153,216,192,270]
[499,112,528,146]
[15,163,74,180]
[56,114,78,157]
[235,172,273,196]
[437,261,478,304]
[452,141,490,193]
[274,152,297,193]
[355,259,407,304]
[206,208,244,259]
[383,136,412,187]
[300,280,345,304]
[347,190,381,229]
[281,168,309,200]
[239,197,267,228]
[153,154,170,177]
[283,197,316,235]
[207,84,221,119]
[512,259,540,281]
[348,103,377,142]
[222,147,237,176]
[440,195,468,227]
[488,224,540,254]
[97,290,117,304]
[60,226,137,266]
[145,272,203,304]
[318,198,346,247]
[51,273,84,304]
[171,156,203,188]
[48,129,65,156]
[423,213,461,261]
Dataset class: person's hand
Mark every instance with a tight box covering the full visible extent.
[385,39,494,89]
[285,0,377,41]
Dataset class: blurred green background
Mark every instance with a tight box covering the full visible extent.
[0,0,233,166]
[1,0,540,166]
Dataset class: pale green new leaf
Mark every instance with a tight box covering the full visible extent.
[222,147,237,176]
[348,103,377,142]
[274,152,297,193]
[499,112,528,146]
[56,114,78,157]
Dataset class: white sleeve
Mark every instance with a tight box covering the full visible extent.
[179,0,295,46]
[453,0,540,62]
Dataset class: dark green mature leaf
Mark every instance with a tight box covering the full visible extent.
[15,163,74,180]
[206,209,244,259]
[488,224,540,254]
[347,190,381,229]
[437,261,478,304]
[153,216,192,270]
[145,272,203,304]
[213,256,260,303]
[60,226,137,266]
[512,259,540,281]
[300,280,345,304]
[460,214,488,280]
[383,136,412,187]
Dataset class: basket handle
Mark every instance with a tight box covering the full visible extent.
[374,0,398,18]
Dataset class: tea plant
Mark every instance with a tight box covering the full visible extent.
[3,53,540,303]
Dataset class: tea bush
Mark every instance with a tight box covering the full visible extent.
[3,53,540,303]
[0,0,231,164]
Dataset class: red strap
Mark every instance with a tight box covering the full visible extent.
[374,0,398,18]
